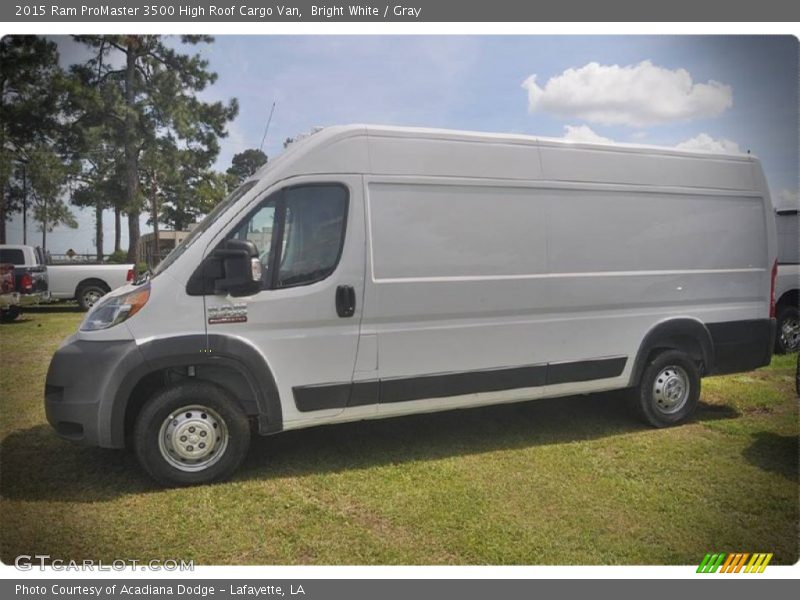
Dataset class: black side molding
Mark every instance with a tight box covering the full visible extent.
[706,319,775,375]
[630,317,774,386]
[293,356,627,412]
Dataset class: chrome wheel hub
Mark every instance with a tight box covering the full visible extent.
[83,290,102,307]
[158,405,228,472]
[652,365,690,414]
[780,316,800,351]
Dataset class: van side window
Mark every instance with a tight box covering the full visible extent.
[277,185,347,287]
[228,184,348,291]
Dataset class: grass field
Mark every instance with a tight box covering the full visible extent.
[1,308,797,565]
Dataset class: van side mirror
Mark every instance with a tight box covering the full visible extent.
[211,239,262,297]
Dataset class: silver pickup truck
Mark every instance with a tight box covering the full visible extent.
[48,261,136,310]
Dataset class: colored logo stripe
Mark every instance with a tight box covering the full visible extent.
[697,552,773,573]
[697,553,726,573]
[745,553,773,573]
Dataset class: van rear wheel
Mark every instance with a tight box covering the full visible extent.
[133,381,251,486]
[632,349,701,427]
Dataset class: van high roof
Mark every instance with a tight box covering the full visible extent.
[254,124,763,194]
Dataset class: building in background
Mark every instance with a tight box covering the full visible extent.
[138,229,193,266]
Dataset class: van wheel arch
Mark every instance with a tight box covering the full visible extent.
[113,335,283,448]
[630,319,714,387]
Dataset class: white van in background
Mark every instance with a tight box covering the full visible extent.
[45,125,778,485]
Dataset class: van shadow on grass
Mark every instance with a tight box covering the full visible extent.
[1,392,738,503]
[741,432,799,482]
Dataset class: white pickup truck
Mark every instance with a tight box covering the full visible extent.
[48,261,136,310]
[1,244,136,311]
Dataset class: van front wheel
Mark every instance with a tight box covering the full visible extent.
[134,382,251,486]
[632,350,701,427]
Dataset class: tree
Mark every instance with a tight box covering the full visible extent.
[26,145,78,250]
[0,36,62,243]
[63,56,128,259]
[73,35,238,263]
[71,140,125,261]
[227,148,267,184]
[157,150,233,232]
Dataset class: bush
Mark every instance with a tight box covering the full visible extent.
[106,250,128,264]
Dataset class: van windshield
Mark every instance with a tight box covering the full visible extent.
[152,180,258,277]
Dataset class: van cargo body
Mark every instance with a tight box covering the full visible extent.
[44,126,777,485]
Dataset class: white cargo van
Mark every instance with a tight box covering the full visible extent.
[45,126,777,485]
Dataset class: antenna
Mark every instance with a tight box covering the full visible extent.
[259,101,276,152]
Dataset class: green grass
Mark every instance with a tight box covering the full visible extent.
[1,308,797,565]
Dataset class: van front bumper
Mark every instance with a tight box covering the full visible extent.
[44,336,145,448]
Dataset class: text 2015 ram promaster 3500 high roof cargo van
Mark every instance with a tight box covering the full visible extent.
[45,125,778,485]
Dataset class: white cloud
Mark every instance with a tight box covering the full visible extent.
[561,124,613,144]
[674,133,741,154]
[522,60,733,127]
[556,127,743,156]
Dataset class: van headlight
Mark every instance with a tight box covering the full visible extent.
[80,284,150,331]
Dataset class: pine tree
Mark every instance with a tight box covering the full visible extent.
[227,148,267,184]
[26,144,78,251]
[72,35,238,263]
[0,36,63,243]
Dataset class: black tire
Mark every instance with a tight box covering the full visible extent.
[0,306,21,322]
[775,304,800,354]
[133,381,251,486]
[631,349,701,428]
[76,283,108,311]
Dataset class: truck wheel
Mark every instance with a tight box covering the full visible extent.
[795,353,799,397]
[134,381,251,486]
[775,305,800,354]
[76,284,108,311]
[0,306,21,322]
[631,349,701,428]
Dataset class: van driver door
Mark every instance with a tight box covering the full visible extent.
[203,175,366,427]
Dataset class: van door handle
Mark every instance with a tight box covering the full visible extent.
[336,285,356,318]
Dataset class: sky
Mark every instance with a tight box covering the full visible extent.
[6,35,798,254]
